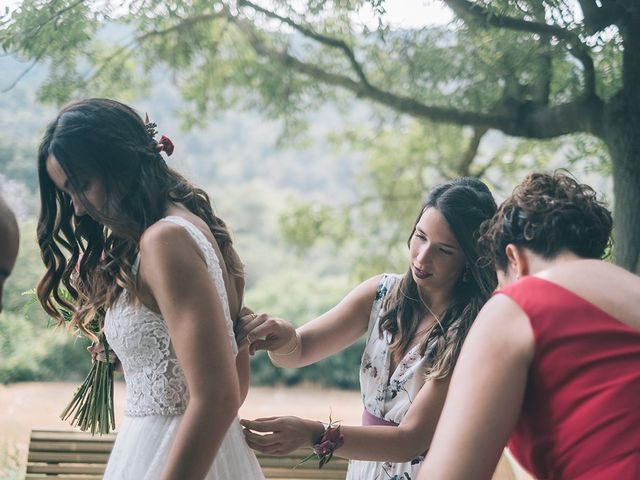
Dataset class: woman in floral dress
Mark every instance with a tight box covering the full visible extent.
[238,177,497,479]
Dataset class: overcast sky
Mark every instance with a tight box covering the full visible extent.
[2,0,454,28]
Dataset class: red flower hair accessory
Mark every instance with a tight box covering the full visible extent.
[144,113,175,156]
[156,135,174,156]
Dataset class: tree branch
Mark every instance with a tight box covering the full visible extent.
[458,126,488,176]
[84,12,225,86]
[445,0,572,38]
[510,96,604,138]
[1,49,45,92]
[237,0,372,88]
[229,14,509,128]
[2,0,85,52]
[444,0,596,97]
[229,14,602,139]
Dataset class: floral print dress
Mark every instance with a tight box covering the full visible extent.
[346,274,433,480]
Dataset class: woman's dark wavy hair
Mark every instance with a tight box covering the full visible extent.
[37,98,243,339]
[480,171,613,271]
[379,177,498,380]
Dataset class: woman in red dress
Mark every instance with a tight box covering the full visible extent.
[419,172,640,479]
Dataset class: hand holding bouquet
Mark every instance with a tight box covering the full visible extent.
[26,287,117,434]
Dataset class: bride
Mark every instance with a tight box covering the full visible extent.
[36,98,264,480]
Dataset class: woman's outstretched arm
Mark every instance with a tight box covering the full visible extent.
[242,372,450,462]
[418,294,534,480]
[138,222,241,480]
[236,275,383,368]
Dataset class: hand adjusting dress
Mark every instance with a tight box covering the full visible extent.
[103,216,264,480]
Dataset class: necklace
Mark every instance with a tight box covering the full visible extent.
[417,289,444,332]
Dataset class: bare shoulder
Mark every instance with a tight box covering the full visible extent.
[543,259,640,284]
[138,220,207,276]
[346,274,385,306]
[470,294,535,363]
[536,259,640,288]
[578,259,640,286]
[539,259,640,329]
[360,274,385,293]
[321,274,384,325]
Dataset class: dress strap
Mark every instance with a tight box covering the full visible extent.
[158,215,237,356]
[131,216,220,276]
[159,216,221,270]
[366,274,399,339]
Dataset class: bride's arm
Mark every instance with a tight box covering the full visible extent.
[139,222,241,480]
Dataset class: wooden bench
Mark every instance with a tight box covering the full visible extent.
[27,428,520,479]
[26,428,347,480]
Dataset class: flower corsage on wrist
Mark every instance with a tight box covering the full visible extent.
[300,416,345,469]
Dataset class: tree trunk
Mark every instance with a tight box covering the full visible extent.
[603,92,640,274]
[604,14,640,275]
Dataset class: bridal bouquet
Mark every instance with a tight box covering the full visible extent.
[25,287,116,434]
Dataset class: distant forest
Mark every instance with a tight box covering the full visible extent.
[0,51,375,388]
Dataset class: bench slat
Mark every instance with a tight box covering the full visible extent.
[27,464,106,475]
[260,468,346,479]
[26,476,103,480]
[30,429,117,442]
[259,455,348,469]
[28,441,115,453]
[28,451,111,463]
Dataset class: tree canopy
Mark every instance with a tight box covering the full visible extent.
[1,0,638,272]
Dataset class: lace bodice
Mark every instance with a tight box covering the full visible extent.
[104,216,238,416]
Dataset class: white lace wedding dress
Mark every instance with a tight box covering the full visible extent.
[102,216,264,479]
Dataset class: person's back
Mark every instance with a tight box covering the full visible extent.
[501,260,640,479]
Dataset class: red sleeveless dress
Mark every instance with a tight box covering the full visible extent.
[496,276,640,479]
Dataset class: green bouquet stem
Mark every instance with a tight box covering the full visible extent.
[23,287,116,435]
[60,334,116,435]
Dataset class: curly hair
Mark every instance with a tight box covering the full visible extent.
[37,98,243,339]
[480,171,613,270]
[379,177,498,380]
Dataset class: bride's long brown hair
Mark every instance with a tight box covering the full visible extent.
[37,98,243,339]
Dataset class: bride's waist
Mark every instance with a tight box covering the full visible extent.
[124,404,187,416]
[123,376,190,416]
